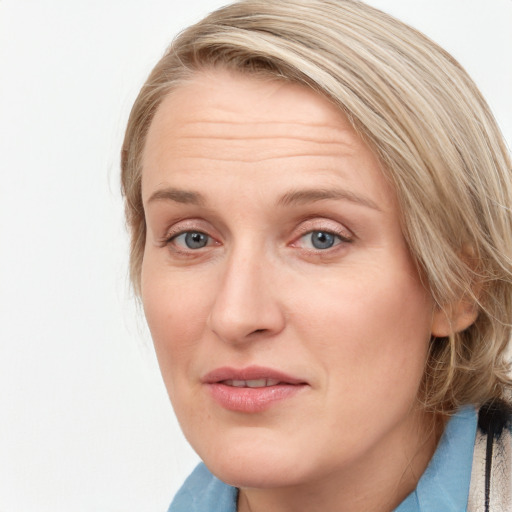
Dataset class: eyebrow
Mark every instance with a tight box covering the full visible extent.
[146,186,380,211]
[147,187,206,206]
[277,188,380,211]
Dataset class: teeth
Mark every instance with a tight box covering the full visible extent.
[223,379,280,388]
[246,379,267,388]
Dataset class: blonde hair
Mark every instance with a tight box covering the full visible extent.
[121,0,512,413]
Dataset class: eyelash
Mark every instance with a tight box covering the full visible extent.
[294,229,353,251]
[167,231,214,251]
[161,223,353,257]
[164,228,352,251]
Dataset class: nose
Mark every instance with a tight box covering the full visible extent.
[207,248,286,344]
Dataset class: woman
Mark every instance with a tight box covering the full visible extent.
[121,1,512,510]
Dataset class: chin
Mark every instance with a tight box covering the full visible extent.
[196,432,312,489]
[208,457,306,489]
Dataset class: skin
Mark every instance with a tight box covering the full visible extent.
[140,69,454,512]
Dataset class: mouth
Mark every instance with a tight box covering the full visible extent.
[221,378,281,388]
[202,366,308,413]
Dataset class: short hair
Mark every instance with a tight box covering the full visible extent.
[121,0,512,413]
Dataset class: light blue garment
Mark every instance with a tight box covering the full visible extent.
[169,463,237,512]
[169,406,477,512]
[396,406,477,512]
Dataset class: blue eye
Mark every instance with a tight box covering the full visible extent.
[297,230,348,250]
[309,231,337,249]
[173,231,210,249]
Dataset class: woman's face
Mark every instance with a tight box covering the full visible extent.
[141,69,440,490]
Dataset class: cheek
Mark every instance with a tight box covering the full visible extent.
[141,257,211,393]
[292,265,433,401]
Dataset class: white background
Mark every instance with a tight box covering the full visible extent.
[0,1,511,511]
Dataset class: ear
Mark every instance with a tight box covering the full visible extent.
[431,245,482,337]
[431,299,479,337]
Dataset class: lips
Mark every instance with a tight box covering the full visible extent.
[203,366,306,385]
[202,365,308,413]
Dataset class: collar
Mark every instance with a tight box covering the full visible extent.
[395,406,478,512]
[169,462,237,512]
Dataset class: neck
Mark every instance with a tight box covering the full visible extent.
[238,410,444,512]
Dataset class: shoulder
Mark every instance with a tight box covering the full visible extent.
[168,463,238,512]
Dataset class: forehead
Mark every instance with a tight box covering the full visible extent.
[141,68,394,210]
[148,69,344,131]
[143,68,358,164]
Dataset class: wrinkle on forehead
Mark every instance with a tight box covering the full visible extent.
[160,119,357,163]
[149,133,355,165]
[146,69,356,141]
[146,110,358,168]
[174,120,355,145]
[142,68,382,188]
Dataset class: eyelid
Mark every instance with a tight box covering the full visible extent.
[165,229,210,244]
[162,219,212,240]
[158,217,353,252]
[158,219,220,250]
[292,218,354,243]
[161,230,220,259]
[293,230,352,250]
